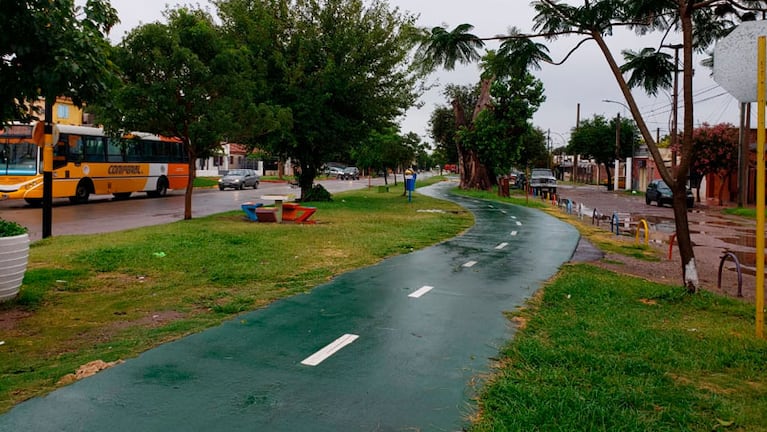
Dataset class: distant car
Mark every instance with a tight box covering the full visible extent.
[529,168,557,195]
[218,169,260,190]
[326,166,346,177]
[338,166,360,180]
[645,179,694,208]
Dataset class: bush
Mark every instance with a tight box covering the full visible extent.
[301,184,332,202]
[0,219,27,237]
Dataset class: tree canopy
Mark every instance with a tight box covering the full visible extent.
[216,0,424,199]
[691,122,739,205]
[0,0,118,123]
[569,114,639,189]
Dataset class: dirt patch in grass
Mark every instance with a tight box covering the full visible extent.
[0,309,32,331]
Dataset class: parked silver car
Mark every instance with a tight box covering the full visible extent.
[218,169,260,190]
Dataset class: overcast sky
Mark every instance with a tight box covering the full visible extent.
[107,0,743,148]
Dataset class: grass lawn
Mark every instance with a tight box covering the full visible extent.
[470,264,767,431]
[0,183,472,413]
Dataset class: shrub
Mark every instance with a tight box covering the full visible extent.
[0,219,27,237]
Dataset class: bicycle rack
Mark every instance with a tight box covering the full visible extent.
[634,219,649,246]
[592,208,600,226]
[718,252,743,298]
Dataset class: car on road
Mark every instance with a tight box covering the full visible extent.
[325,166,345,177]
[218,169,260,190]
[529,168,557,195]
[645,179,694,208]
[338,166,360,180]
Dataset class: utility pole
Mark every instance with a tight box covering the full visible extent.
[664,44,683,172]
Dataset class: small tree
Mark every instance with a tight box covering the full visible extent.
[569,115,639,189]
[691,123,739,206]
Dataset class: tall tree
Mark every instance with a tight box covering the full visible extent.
[458,68,546,178]
[0,0,118,123]
[417,26,551,190]
[95,8,284,219]
[216,0,423,201]
[568,114,639,189]
[418,1,767,291]
[691,123,739,206]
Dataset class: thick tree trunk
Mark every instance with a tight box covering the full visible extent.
[449,78,494,190]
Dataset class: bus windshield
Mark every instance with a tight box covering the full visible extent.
[0,142,39,176]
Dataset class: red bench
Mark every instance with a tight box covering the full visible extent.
[281,203,317,224]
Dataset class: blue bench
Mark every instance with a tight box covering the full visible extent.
[241,202,264,221]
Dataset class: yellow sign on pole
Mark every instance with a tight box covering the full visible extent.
[756,36,765,339]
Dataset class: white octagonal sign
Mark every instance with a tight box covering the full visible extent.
[713,20,767,103]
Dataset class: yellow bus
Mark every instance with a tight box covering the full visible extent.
[0,124,189,205]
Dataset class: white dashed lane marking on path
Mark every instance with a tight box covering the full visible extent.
[516,221,522,226]
[495,242,509,250]
[463,261,478,268]
[409,285,434,298]
[301,334,359,367]
[511,231,518,236]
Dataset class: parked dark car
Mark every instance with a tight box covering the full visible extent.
[645,179,694,208]
[338,166,360,180]
[218,169,260,190]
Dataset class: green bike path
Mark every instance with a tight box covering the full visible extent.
[0,183,580,431]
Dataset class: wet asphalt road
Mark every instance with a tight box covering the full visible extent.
[0,181,580,432]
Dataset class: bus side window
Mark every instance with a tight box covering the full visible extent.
[68,136,84,163]
[53,138,68,169]
[84,136,105,162]
[125,139,143,162]
[107,137,123,162]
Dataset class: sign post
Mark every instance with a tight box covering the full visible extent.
[713,21,767,338]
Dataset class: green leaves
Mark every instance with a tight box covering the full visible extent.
[0,0,118,123]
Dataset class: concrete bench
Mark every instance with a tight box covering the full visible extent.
[241,202,264,221]
[255,207,278,223]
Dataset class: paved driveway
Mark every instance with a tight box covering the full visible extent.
[0,182,580,431]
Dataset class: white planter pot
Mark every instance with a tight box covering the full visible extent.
[0,233,29,302]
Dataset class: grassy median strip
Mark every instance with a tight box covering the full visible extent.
[470,264,767,431]
[0,184,472,413]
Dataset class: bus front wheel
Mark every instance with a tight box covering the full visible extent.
[148,177,168,198]
[25,198,42,207]
[69,180,91,204]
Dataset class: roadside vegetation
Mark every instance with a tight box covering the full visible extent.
[470,264,767,431]
[723,207,764,219]
[0,185,471,413]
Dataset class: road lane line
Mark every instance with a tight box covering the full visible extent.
[511,231,518,236]
[463,261,478,268]
[409,285,434,298]
[495,242,509,250]
[516,221,522,226]
[301,334,359,366]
